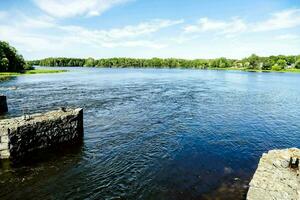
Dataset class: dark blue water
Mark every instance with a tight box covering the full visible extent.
[0,67,300,199]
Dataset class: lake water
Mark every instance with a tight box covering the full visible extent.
[1,67,300,199]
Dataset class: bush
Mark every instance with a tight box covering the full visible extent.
[271,64,283,71]
[24,64,35,70]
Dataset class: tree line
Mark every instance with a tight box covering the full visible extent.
[1,40,300,72]
[29,54,300,71]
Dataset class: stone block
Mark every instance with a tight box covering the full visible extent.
[0,108,83,161]
[247,148,300,200]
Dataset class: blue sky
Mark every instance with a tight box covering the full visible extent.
[0,0,300,59]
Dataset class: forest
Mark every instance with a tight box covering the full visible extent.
[29,54,300,71]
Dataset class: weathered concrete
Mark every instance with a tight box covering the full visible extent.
[247,148,300,200]
[0,108,83,161]
[0,95,8,114]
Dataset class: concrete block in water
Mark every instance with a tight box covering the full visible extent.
[0,95,8,113]
[0,108,83,161]
[247,148,300,200]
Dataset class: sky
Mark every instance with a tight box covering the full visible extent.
[0,0,300,60]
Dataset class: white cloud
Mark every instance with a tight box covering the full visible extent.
[275,34,299,40]
[18,15,56,29]
[60,19,183,42]
[253,9,300,32]
[1,6,300,59]
[33,0,132,18]
[102,40,166,48]
[0,12,181,58]
[184,9,300,37]
[58,19,182,49]
[106,19,183,39]
[183,17,247,35]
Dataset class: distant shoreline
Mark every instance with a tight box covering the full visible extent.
[34,65,300,74]
[28,55,300,74]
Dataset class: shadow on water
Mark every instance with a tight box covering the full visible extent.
[0,76,16,82]
[0,141,84,169]
[0,142,84,200]
[8,141,84,167]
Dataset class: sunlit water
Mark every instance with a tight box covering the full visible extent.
[1,67,300,200]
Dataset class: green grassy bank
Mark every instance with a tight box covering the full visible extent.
[0,69,67,81]
[206,67,300,73]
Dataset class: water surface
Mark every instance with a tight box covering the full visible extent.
[1,67,300,199]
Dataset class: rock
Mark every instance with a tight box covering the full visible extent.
[0,95,8,114]
[247,148,300,200]
[289,157,299,169]
[0,108,83,161]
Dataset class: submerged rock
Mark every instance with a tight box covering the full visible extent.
[247,148,300,200]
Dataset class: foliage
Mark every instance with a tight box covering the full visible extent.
[276,59,287,69]
[0,41,25,72]
[271,64,283,71]
[295,59,300,69]
[29,54,300,72]
[24,63,35,70]
[243,54,261,70]
[84,57,95,67]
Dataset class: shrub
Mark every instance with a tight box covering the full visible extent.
[24,64,35,70]
[271,64,283,71]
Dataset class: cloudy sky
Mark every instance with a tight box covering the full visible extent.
[0,0,300,59]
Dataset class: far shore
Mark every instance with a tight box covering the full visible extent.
[34,65,300,74]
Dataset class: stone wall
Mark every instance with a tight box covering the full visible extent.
[247,148,300,200]
[0,108,83,161]
[0,95,8,114]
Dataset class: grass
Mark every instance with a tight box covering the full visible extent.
[280,68,300,73]
[0,69,67,80]
[23,69,67,74]
[206,67,300,73]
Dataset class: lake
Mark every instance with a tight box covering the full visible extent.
[0,67,300,199]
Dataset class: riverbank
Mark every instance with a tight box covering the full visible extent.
[206,67,300,73]
[0,69,67,81]
[31,66,300,74]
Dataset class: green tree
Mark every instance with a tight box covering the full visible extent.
[276,59,287,69]
[261,58,274,70]
[84,57,95,67]
[0,57,9,71]
[294,59,300,69]
[0,41,25,72]
[28,54,300,71]
[244,54,260,70]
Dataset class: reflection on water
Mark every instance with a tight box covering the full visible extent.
[0,67,300,199]
[0,76,15,82]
